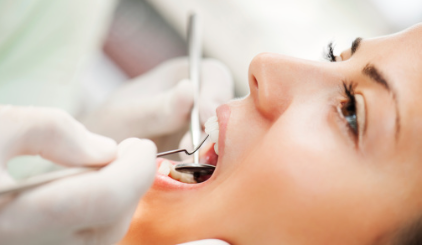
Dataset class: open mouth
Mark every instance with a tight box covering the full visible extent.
[157,143,219,184]
[155,115,221,187]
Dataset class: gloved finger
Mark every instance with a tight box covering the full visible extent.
[99,138,157,197]
[126,57,190,95]
[198,59,234,124]
[0,105,117,167]
[0,139,157,244]
[73,211,135,244]
[48,138,156,227]
[0,172,15,204]
[71,138,157,244]
[127,79,194,138]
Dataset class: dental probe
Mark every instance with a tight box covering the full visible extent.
[187,13,202,164]
[0,135,213,196]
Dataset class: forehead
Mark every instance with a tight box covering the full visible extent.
[365,25,422,163]
[355,25,422,107]
[362,26,420,92]
[366,24,422,68]
[351,25,422,222]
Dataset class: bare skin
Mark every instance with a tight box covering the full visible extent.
[120,24,422,244]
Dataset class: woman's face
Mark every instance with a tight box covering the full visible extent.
[121,24,422,244]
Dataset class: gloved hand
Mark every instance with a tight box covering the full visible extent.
[81,57,233,153]
[180,239,229,245]
[0,105,157,244]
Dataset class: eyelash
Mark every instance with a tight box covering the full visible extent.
[331,82,359,145]
[324,42,336,62]
[324,42,359,142]
[341,81,358,140]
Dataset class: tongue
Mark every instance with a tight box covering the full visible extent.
[199,143,219,166]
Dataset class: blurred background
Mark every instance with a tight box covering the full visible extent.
[1,0,422,178]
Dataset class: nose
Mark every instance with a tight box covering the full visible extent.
[248,53,338,121]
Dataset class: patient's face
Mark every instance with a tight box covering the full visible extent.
[121,24,422,244]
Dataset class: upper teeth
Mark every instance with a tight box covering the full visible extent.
[204,116,219,155]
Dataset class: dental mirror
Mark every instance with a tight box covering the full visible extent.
[174,163,215,175]
[175,163,215,183]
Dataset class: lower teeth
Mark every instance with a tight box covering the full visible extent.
[178,173,196,184]
[159,160,197,184]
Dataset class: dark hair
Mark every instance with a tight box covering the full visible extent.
[394,217,422,245]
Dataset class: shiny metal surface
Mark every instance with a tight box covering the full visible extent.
[175,162,215,183]
[174,163,215,175]
[156,134,208,157]
[187,13,202,164]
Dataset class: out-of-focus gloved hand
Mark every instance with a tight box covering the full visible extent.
[180,239,229,245]
[81,57,233,153]
[0,105,157,244]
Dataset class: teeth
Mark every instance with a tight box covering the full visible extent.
[160,160,197,184]
[179,173,196,184]
[209,130,219,143]
[158,160,171,176]
[204,116,218,129]
[169,164,182,180]
[168,163,196,183]
[205,116,219,133]
[204,116,220,155]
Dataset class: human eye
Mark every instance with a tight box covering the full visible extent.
[338,82,366,145]
[324,42,366,146]
[323,42,343,62]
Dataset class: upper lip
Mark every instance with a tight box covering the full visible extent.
[215,103,230,163]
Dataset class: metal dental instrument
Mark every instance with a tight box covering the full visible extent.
[0,135,213,196]
[187,13,202,165]
[174,163,215,176]
[158,134,215,183]
[175,13,216,183]
[156,134,209,157]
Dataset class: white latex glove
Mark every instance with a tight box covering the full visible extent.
[0,105,157,244]
[82,57,233,153]
[180,239,229,245]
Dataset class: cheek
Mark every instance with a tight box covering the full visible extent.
[223,98,271,164]
[225,105,398,243]
[247,110,347,200]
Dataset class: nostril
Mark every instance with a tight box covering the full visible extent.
[252,75,258,90]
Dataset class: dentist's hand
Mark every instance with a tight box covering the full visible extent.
[0,106,157,244]
[82,57,233,152]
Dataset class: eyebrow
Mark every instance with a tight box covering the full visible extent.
[349,37,401,140]
[351,37,362,55]
[362,64,390,90]
[362,63,401,141]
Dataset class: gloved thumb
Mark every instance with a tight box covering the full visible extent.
[198,59,234,125]
[166,79,195,130]
[95,138,157,196]
[0,106,117,167]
